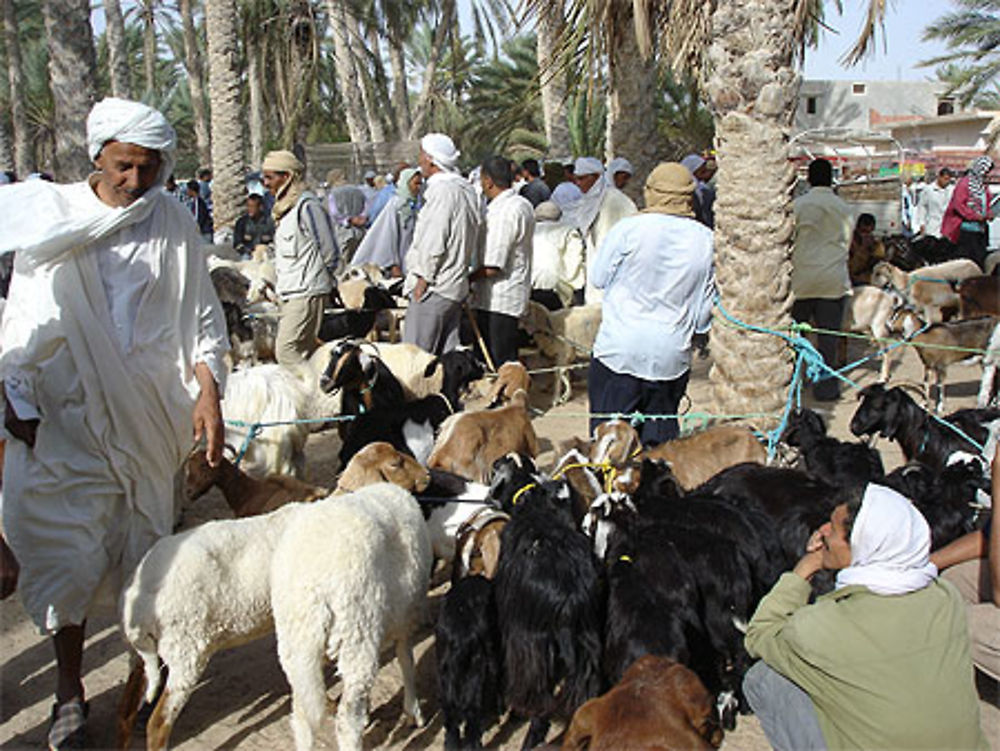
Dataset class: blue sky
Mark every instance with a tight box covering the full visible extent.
[803,0,954,81]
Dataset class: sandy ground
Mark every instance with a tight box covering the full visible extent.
[1,339,998,750]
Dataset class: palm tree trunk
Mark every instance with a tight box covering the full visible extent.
[705,0,799,418]
[536,1,570,157]
[3,0,32,176]
[387,31,410,136]
[354,27,387,143]
[141,1,157,99]
[327,0,369,144]
[605,8,663,205]
[103,0,132,98]
[366,25,396,139]
[247,32,264,168]
[0,117,12,172]
[180,0,211,168]
[42,0,96,181]
[205,0,244,231]
[407,0,455,140]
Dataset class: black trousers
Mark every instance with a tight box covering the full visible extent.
[588,356,690,446]
[470,309,521,367]
[956,228,988,271]
[791,296,846,401]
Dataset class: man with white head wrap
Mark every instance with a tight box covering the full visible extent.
[403,133,481,354]
[605,156,634,190]
[530,200,586,309]
[0,97,228,749]
[681,152,716,228]
[744,483,987,751]
[560,156,637,303]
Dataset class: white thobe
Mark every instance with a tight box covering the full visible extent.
[531,220,586,307]
[0,178,228,632]
[917,183,953,239]
[471,188,535,318]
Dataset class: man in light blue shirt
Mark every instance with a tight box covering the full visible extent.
[588,161,715,445]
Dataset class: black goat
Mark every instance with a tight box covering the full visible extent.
[318,340,406,440]
[436,575,502,751]
[424,349,485,411]
[782,408,884,488]
[882,461,990,549]
[850,384,1000,471]
[337,393,453,467]
[495,479,604,749]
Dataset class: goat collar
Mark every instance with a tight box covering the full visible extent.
[510,482,537,506]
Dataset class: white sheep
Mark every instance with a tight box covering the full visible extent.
[270,483,433,751]
[117,503,303,751]
[520,301,602,405]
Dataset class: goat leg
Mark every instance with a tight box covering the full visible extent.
[521,716,551,750]
[116,658,145,750]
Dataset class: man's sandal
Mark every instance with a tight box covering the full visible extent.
[48,697,89,750]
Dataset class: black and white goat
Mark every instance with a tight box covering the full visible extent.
[849,383,1000,471]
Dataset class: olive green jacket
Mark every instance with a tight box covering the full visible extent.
[746,572,987,750]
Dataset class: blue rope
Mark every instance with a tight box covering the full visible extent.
[225,415,357,468]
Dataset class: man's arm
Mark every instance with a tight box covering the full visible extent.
[406,187,451,298]
[3,382,38,448]
[192,361,223,466]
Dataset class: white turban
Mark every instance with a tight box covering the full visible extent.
[534,200,562,221]
[421,133,461,172]
[607,157,634,176]
[551,181,583,207]
[681,153,706,175]
[835,484,938,596]
[573,157,604,177]
[86,97,176,182]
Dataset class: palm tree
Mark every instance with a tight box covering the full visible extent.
[327,0,369,143]
[179,0,211,168]
[535,0,571,156]
[923,1,1000,106]
[103,0,133,98]
[41,0,95,180]
[407,0,456,139]
[2,0,34,176]
[205,0,244,230]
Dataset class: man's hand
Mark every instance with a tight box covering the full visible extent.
[793,529,825,581]
[192,363,223,467]
[3,388,37,448]
[413,276,428,302]
[0,533,19,600]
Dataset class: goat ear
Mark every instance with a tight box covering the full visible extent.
[424,358,441,378]
[330,349,361,388]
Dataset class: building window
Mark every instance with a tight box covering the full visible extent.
[806,96,817,114]
[852,83,867,95]
[937,98,955,116]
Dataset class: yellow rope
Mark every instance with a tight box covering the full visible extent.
[510,482,537,506]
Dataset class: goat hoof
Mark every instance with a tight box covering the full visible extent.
[406,705,426,728]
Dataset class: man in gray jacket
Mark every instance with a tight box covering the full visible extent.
[262,150,339,366]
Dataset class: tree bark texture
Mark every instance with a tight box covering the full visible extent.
[103,0,132,98]
[536,1,571,157]
[180,0,211,168]
[141,1,157,98]
[247,32,264,168]
[604,3,664,205]
[205,0,244,230]
[406,0,454,140]
[704,0,800,420]
[327,0,369,144]
[2,0,31,176]
[387,32,411,137]
[42,0,96,181]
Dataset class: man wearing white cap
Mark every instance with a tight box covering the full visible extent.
[562,156,637,303]
[0,97,228,748]
[403,133,481,354]
[680,152,716,229]
[745,483,986,751]
[359,168,378,202]
[605,156,634,191]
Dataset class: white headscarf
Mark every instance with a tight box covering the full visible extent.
[421,133,461,173]
[680,153,706,176]
[2,98,177,268]
[605,156,634,186]
[835,484,938,596]
[564,156,606,232]
[87,97,177,183]
[552,182,583,207]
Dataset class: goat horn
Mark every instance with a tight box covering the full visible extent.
[891,380,926,399]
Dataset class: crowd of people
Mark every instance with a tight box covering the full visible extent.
[0,96,996,751]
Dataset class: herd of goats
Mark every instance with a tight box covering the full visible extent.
[2,234,998,750]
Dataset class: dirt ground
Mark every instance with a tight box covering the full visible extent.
[1,338,998,750]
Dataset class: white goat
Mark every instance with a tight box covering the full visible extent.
[870,259,980,323]
[520,301,602,405]
[841,285,921,382]
[270,483,433,751]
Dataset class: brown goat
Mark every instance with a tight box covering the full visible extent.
[910,316,999,413]
[184,449,330,517]
[452,507,509,582]
[486,360,534,406]
[429,365,539,483]
[333,441,431,494]
[562,655,724,751]
[643,424,767,490]
[957,275,1000,318]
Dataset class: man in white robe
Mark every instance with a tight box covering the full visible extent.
[403,133,481,355]
[0,98,227,748]
[562,156,637,303]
